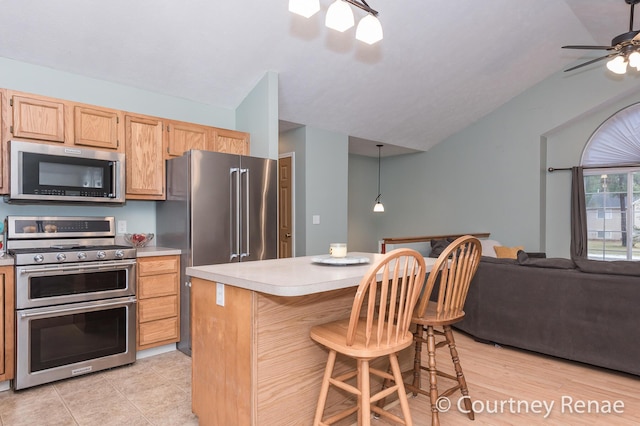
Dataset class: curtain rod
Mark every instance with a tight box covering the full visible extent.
[548,164,640,172]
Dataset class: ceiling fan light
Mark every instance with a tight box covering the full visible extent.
[326,0,354,32]
[607,56,628,74]
[288,0,320,18]
[356,14,383,44]
[629,51,640,70]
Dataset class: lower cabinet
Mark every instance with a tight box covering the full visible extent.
[0,265,14,381]
[137,255,180,350]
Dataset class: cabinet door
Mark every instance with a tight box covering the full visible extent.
[0,270,4,377]
[125,115,165,199]
[0,266,15,381]
[11,94,65,142]
[214,128,250,155]
[166,121,211,157]
[74,106,120,150]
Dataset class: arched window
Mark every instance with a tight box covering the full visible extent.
[581,103,640,260]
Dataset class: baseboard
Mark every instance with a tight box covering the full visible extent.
[136,343,177,360]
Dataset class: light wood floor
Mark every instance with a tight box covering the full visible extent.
[0,331,638,425]
[374,331,640,426]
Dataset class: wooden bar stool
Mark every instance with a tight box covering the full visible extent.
[407,235,481,426]
[310,249,427,426]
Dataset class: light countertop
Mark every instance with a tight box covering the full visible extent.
[135,247,181,257]
[186,252,437,297]
[0,254,14,267]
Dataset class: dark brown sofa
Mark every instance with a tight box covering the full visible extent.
[454,253,640,376]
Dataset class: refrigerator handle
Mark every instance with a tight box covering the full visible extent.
[230,167,241,261]
[240,168,250,259]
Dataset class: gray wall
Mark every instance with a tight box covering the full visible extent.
[279,126,349,256]
[236,71,279,160]
[347,154,386,253]
[347,66,640,258]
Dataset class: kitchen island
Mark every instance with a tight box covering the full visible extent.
[186,252,435,425]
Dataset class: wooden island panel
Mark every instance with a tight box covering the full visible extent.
[192,280,253,425]
[191,277,409,425]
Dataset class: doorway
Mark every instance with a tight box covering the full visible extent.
[278,153,295,258]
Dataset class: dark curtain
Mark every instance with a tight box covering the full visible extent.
[570,166,587,259]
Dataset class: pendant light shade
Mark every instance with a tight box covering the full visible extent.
[356,14,383,45]
[289,0,382,44]
[326,0,355,32]
[373,144,384,213]
[288,0,320,18]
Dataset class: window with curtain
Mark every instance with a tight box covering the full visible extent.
[583,169,640,260]
[581,103,640,261]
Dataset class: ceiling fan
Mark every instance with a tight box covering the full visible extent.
[563,0,640,74]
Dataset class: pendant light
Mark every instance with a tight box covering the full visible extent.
[373,144,384,213]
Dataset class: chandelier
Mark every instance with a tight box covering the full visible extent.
[288,0,383,45]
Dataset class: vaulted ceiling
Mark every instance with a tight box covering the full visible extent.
[0,0,631,156]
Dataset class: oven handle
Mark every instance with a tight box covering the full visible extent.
[19,297,137,318]
[19,260,136,275]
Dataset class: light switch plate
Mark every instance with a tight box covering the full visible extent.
[312,215,320,225]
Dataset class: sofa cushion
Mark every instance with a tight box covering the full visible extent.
[494,245,524,259]
[429,238,454,258]
[574,258,640,276]
[516,251,576,269]
[480,239,501,257]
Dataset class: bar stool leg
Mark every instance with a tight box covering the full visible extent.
[427,325,440,426]
[444,326,474,420]
[314,350,337,426]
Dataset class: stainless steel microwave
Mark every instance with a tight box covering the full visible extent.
[8,140,125,204]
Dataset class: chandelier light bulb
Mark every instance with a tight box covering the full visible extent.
[288,0,320,18]
[356,14,383,44]
[606,55,628,74]
[629,51,640,70]
[326,0,355,32]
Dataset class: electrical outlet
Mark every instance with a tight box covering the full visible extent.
[216,283,225,306]
[117,220,127,234]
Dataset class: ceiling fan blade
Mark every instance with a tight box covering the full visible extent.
[562,45,614,50]
[564,53,618,72]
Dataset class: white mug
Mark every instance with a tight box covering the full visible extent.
[329,243,347,258]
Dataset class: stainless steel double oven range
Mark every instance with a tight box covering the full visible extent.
[6,216,137,390]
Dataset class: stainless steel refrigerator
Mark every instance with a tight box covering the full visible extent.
[156,149,278,356]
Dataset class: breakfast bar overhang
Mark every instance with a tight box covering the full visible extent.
[186,253,436,425]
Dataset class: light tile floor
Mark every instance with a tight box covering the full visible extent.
[0,350,197,426]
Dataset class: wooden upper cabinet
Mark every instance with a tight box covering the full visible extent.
[74,106,121,150]
[10,94,65,142]
[166,120,211,158]
[214,128,250,155]
[125,114,165,199]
